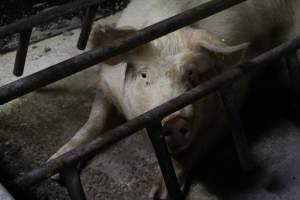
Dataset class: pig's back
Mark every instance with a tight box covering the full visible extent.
[116,0,207,29]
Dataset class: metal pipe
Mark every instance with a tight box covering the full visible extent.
[60,164,87,200]
[12,36,300,188]
[77,4,99,50]
[13,29,32,77]
[0,0,247,105]
[146,122,184,200]
[286,52,300,96]
[218,88,254,171]
[0,0,104,38]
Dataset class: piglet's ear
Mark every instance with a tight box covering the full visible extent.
[91,25,137,65]
[186,28,250,55]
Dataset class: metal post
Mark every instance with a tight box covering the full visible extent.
[60,164,87,200]
[146,122,184,200]
[13,29,32,76]
[218,88,254,172]
[285,51,300,96]
[77,4,99,50]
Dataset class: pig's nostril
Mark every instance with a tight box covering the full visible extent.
[179,127,189,136]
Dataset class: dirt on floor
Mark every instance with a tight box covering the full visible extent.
[0,12,162,199]
[0,67,160,200]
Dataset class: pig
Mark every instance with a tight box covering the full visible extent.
[49,0,300,199]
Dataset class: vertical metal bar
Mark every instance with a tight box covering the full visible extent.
[146,122,184,200]
[218,88,254,172]
[285,51,300,97]
[60,164,86,200]
[77,4,99,50]
[13,29,32,76]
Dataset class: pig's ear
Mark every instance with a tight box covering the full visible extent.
[186,28,250,55]
[91,25,152,65]
[91,25,135,65]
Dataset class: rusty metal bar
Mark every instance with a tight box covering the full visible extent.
[13,29,32,77]
[77,4,99,50]
[146,122,184,200]
[11,36,300,189]
[0,0,104,38]
[60,164,87,200]
[0,0,247,105]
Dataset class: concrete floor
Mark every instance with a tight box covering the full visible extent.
[1,12,300,200]
[0,14,162,200]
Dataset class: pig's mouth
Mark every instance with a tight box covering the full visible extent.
[162,115,194,155]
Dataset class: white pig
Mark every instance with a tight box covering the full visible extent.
[49,0,300,199]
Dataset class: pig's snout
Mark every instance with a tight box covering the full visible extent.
[162,116,191,153]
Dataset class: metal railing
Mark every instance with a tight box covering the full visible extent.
[0,0,299,199]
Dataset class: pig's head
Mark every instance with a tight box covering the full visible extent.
[92,25,249,154]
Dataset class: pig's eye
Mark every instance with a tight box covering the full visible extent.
[139,71,148,79]
[138,70,150,85]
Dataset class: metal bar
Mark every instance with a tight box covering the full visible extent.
[77,4,99,50]
[60,164,87,200]
[0,0,247,105]
[218,88,254,171]
[0,0,104,38]
[285,51,300,96]
[12,36,300,189]
[146,122,184,200]
[13,29,32,77]
[0,13,111,55]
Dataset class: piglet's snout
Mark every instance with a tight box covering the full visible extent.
[162,116,191,153]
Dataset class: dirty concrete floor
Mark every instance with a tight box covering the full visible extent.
[1,12,300,200]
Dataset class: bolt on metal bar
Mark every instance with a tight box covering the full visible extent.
[13,29,32,77]
[218,88,254,172]
[77,4,99,50]
[60,164,87,200]
[146,122,184,200]
[11,36,300,189]
[0,0,247,105]
[0,0,104,38]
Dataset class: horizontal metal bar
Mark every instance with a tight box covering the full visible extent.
[0,0,247,105]
[0,0,104,38]
[12,36,300,188]
[146,122,184,200]
[0,13,111,54]
[13,29,32,77]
